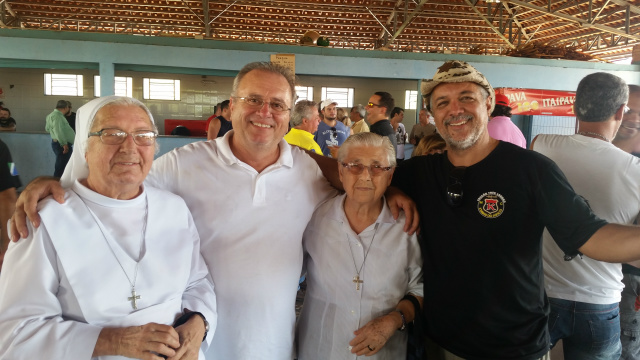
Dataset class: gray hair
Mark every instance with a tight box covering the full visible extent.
[575,72,628,123]
[351,104,366,118]
[337,132,396,166]
[231,62,297,106]
[290,100,317,127]
[56,100,68,109]
[87,97,159,154]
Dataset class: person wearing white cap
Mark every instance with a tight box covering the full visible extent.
[314,99,350,157]
[391,60,640,360]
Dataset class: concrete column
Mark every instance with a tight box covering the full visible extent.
[99,61,115,96]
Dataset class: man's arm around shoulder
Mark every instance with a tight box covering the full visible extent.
[10,176,65,242]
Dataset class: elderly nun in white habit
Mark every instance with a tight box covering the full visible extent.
[297,132,423,359]
[0,96,216,359]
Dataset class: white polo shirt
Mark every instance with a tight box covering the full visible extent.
[147,131,337,359]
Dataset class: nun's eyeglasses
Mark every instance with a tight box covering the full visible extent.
[88,128,158,146]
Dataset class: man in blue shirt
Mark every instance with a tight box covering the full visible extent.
[314,99,349,158]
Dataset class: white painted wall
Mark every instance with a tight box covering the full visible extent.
[0,68,419,134]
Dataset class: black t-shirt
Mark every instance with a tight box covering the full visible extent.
[65,112,76,132]
[0,139,21,191]
[0,117,16,129]
[370,120,397,157]
[217,116,233,138]
[392,141,606,360]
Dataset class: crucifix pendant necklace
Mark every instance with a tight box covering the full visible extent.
[346,223,379,291]
[78,193,148,310]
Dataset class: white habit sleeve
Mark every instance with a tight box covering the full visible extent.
[0,223,102,359]
[180,210,217,348]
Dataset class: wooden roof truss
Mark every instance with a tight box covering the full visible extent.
[0,0,638,62]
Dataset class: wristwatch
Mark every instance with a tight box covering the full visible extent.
[173,311,210,342]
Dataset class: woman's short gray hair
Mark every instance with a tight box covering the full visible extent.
[337,132,396,166]
[87,96,159,154]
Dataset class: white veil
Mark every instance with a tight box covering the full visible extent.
[59,96,156,188]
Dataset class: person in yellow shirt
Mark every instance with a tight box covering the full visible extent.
[350,104,370,134]
[284,100,323,154]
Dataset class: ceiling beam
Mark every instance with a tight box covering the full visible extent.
[388,0,429,44]
[506,0,640,41]
[608,0,640,16]
[464,0,515,49]
[203,0,209,36]
[499,2,531,43]
[178,0,205,25]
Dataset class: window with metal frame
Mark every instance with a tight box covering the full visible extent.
[44,73,83,96]
[143,78,181,100]
[321,87,354,108]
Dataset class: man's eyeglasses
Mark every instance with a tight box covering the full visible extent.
[341,162,393,176]
[621,121,640,130]
[446,166,466,207]
[624,105,640,118]
[88,128,158,146]
[366,102,382,108]
[233,96,291,113]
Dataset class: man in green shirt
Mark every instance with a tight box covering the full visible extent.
[45,100,75,177]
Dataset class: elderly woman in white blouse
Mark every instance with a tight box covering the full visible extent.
[297,132,423,359]
[0,96,216,360]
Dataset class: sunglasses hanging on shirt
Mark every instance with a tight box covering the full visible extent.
[446,166,466,207]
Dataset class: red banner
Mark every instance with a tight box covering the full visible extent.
[496,88,576,116]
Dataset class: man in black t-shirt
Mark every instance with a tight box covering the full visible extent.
[0,139,20,270]
[392,60,640,360]
[206,99,233,141]
[366,91,397,157]
[0,108,16,132]
[64,101,76,132]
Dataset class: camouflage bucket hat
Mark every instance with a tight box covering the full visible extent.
[421,60,495,112]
